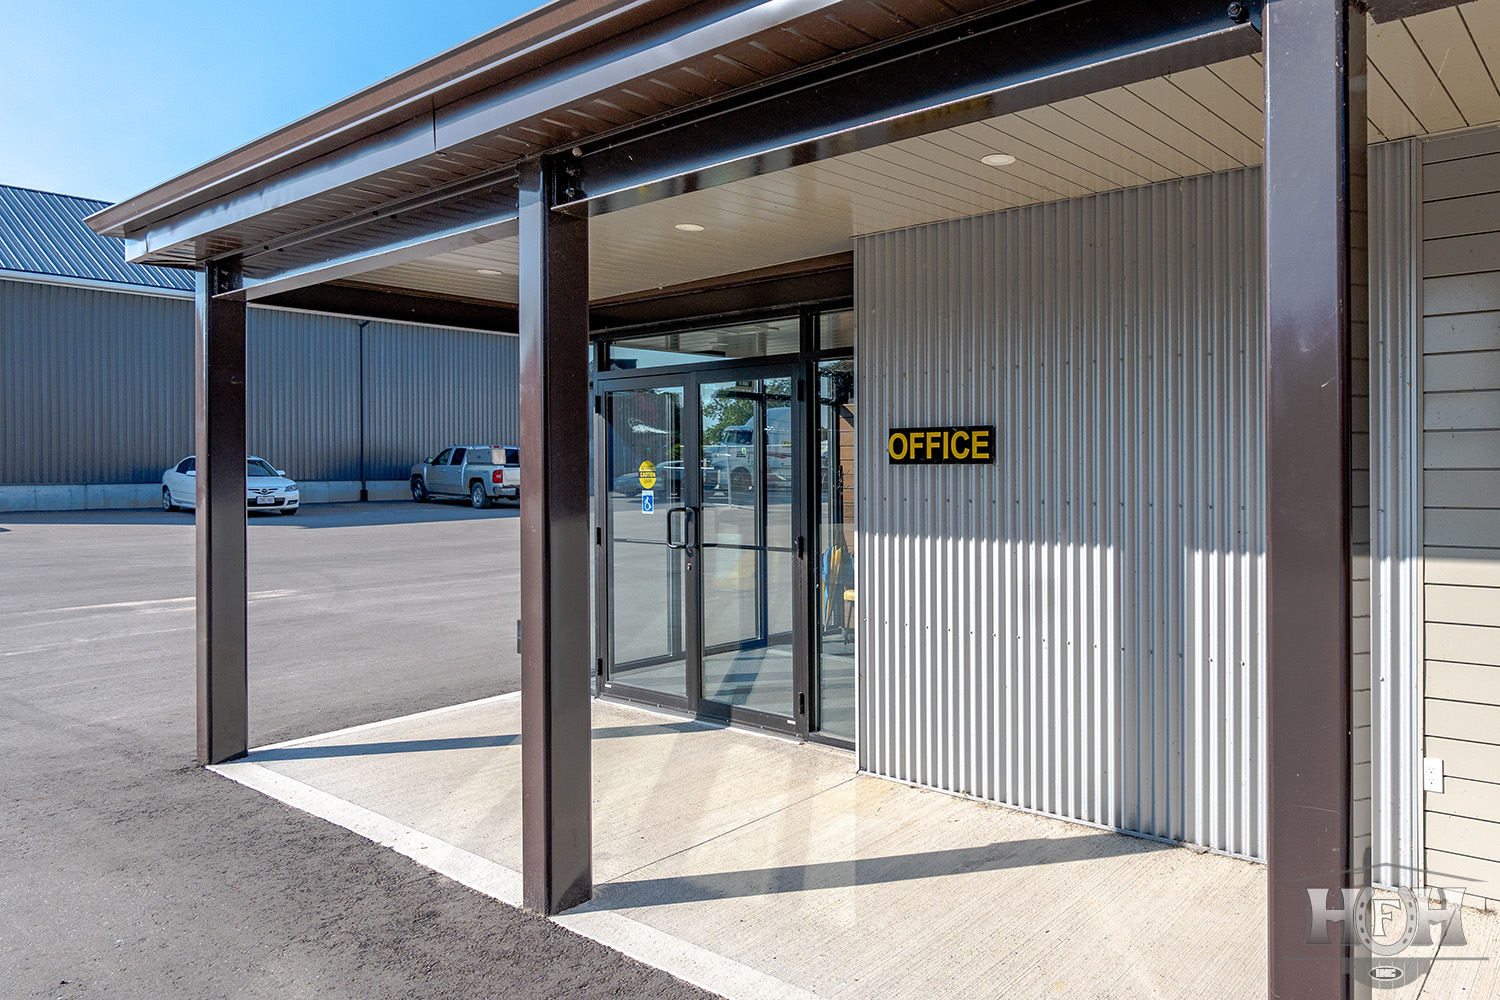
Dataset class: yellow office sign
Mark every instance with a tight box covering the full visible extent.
[887,426,995,465]
[638,460,658,489]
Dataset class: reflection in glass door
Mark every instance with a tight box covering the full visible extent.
[602,384,688,701]
[598,360,810,734]
[815,360,856,740]
[698,375,797,721]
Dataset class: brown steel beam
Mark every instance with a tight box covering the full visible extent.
[518,156,593,915]
[564,0,1259,217]
[256,250,851,336]
[1264,1,1365,996]
[195,259,249,766]
[261,282,519,333]
[590,252,853,332]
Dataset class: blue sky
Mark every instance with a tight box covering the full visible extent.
[0,1,537,203]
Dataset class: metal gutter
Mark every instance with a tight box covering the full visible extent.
[0,269,194,300]
[96,0,863,265]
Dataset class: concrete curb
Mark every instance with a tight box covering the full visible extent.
[211,694,823,1000]
[365,480,411,502]
[0,480,413,512]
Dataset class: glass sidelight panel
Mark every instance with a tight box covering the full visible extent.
[604,385,688,699]
[815,360,856,740]
[698,376,796,717]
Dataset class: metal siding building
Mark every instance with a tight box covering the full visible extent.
[1,277,193,485]
[0,185,519,506]
[852,144,1439,871]
[65,2,1500,985]
[856,167,1270,858]
[363,319,522,481]
[1,184,194,291]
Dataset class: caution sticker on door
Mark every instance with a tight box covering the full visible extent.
[638,460,658,490]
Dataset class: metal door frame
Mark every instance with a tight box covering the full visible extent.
[594,354,810,736]
[594,368,699,716]
[804,349,856,750]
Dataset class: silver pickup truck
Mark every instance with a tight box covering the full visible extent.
[410,445,520,508]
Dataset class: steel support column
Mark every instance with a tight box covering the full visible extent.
[1264,1,1366,997]
[194,259,249,766]
[518,156,592,915]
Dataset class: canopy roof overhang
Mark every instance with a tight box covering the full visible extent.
[92,3,1500,996]
[89,0,1270,302]
[86,0,1496,318]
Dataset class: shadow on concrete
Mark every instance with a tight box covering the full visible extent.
[245,721,708,762]
[0,501,519,530]
[0,509,195,527]
[592,722,717,739]
[586,832,1172,908]
[246,734,521,761]
[263,502,521,529]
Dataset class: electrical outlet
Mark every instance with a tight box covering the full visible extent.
[1423,757,1445,794]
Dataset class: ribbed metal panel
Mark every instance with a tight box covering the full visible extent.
[855,168,1267,859]
[0,185,194,290]
[362,321,520,481]
[1351,138,1374,875]
[1368,139,1424,887]
[246,309,361,480]
[1,278,194,482]
[2,278,519,486]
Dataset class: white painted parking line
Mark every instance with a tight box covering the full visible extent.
[212,758,525,900]
[5,589,298,617]
[211,752,822,1000]
[1,625,195,656]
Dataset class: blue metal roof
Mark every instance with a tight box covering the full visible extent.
[0,184,194,291]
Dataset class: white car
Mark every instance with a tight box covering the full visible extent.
[161,456,301,515]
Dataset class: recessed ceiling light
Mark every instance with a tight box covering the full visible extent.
[674,223,706,232]
[980,153,1017,167]
[476,268,505,276]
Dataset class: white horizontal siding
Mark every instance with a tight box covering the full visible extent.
[1421,126,1500,904]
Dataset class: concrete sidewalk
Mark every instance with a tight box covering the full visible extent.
[212,695,1498,1000]
[2,505,708,1000]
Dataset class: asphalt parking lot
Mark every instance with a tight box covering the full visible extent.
[0,501,713,1000]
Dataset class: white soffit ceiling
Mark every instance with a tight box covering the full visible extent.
[354,0,1500,303]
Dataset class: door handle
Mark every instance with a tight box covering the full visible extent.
[666,507,697,549]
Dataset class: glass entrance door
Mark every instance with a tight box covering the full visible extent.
[600,382,690,704]
[597,363,804,732]
[697,373,798,723]
[813,359,856,740]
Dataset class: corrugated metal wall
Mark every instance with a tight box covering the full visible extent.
[1368,137,1424,887]
[1,280,193,483]
[0,279,519,485]
[1351,137,1374,879]
[246,308,361,480]
[855,168,1268,859]
[362,320,522,480]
